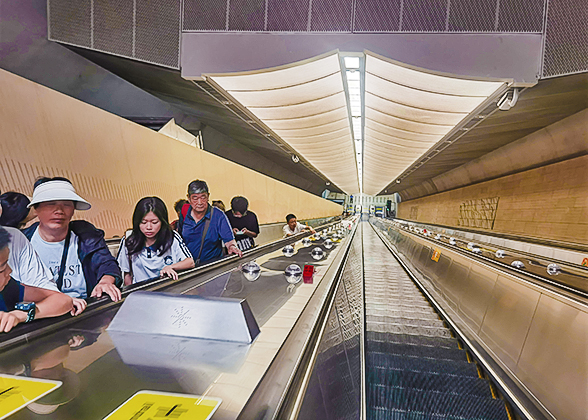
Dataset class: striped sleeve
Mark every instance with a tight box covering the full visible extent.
[173,231,193,259]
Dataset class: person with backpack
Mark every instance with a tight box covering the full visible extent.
[117,197,194,285]
[178,180,242,265]
[22,177,122,314]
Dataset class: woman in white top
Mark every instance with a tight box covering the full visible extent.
[118,197,194,285]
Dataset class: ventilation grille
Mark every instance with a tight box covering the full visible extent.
[48,0,180,69]
[542,0,588,77]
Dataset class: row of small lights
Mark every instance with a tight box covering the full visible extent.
[344,56,363,195]
[390,221,562,276]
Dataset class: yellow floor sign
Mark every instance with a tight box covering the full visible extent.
[0,374,62,419]
[104,391,221,420]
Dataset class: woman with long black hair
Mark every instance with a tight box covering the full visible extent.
[118,197,193,285]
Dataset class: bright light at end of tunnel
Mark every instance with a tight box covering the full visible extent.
[344,56,360,69]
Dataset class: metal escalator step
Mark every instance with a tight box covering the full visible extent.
[368,323,453,338]
[367,353,479,378]
[367,315,446,329]
[367,296,429,305]
[368,367,493,399]
[367,300,433,310]
[366,308,440,319]
[368,385,509,420]
[368,407,498,420]
[367,342,467,362]
[366,332,458,349]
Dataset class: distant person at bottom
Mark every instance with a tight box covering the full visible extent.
[225,196,259,252]
[0,226,73,333]
[178,180,242,265]
[23,177,122,315]
[118,197,194,285]
[283,214,315,237]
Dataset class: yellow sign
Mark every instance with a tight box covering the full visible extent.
[431,249,441,262]
[104,391,221,420]
[582,258,588,267]
[0,374,61,419]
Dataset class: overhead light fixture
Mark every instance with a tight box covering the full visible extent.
[326,182,331,185]
[396,179,401,184]
[344,56,360,69]
[292,155,300,163]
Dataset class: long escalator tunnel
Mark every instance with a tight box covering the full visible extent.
[298,220,512,420]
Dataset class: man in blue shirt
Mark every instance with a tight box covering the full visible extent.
[180,180,242,264]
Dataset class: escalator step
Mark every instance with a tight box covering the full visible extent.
[368,323,452,338]
[366,309,441,321]
[367,367,493,398]
[367,301,434,310]
[367,315,446,329]
[366,331,458,349]
[367,342,467,361]
[367,353,479,378]
[368,385,509,420]
[368,407,501,420]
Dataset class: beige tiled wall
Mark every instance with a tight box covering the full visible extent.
[0,69,342,237]
[398,154,588,244]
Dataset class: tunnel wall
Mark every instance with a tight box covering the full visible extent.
[0,69,342,237]
[398,154,588,245]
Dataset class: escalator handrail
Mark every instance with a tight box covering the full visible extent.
[0,219,343,351]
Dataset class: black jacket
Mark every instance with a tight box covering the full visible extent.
[23,221,122,295]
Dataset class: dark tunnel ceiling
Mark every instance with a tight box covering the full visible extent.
[380,72,588,197]
[70,46,586,200]
[68,47,341,197]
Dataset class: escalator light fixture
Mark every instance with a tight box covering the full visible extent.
[242,261,261,282]
[284,264,303,284]
[547,263,561,276]
[472,246,482,254]
[449,238,457,246]
[467,242,475,250]
[324,239,334,249]
[301,237,311,247]
[311,247,325,261]
[282,245,295,257]
[495,250,505,258]
[435,234,441,240]
[320,233,327,240]
[511,260,525,269]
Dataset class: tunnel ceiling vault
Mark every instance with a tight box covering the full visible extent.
[383,72,588,200]
[66,46,342,197]
[197,51,511,196]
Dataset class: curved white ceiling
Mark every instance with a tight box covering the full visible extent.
[204,51,508,197]
[363,52,507,195]
[208,53,359,194]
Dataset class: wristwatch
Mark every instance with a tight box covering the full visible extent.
[15,302,36,323]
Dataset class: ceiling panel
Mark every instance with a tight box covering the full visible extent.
[209,52,359,193]
[363,51,508,195]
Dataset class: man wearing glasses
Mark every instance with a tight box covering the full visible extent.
[179,180,242,265]
[225,196,259,252]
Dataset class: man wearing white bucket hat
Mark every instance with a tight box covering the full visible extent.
[23,177,122,310]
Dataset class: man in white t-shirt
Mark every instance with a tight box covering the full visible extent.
[283,214,315,237]
[0,201,58,292]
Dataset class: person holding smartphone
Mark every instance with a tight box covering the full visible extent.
[225,196,259,252]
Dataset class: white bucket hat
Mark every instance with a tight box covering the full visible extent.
[28,180,91,210]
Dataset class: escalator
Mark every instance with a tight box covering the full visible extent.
[363,226,509,420]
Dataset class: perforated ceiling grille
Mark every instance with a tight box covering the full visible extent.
[48,0,91,47]
[267,0,310,31]
[498,0,545,32]
[402,0,447,32]
[93,0,133,56]
[228,0,266,31]
[183,0,228,31]
[48,0,180,69]
[135,0,181,68]
[448,0,497,32]
[354,0,401,32]
[542,0,588,77]
[310,0,353,32]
